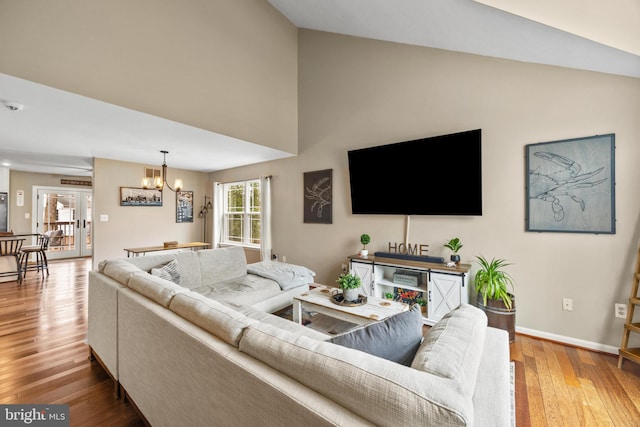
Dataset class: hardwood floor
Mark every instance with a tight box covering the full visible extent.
[0,258,142,426]
[1,258,639,426]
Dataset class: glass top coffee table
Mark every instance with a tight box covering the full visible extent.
[292,286,409,326]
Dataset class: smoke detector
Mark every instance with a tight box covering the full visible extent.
[4,102,24,112]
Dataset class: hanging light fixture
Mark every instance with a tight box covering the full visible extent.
[142,150,183,192]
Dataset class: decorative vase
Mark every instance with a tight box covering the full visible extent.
[450,254,460,263]
[360,249,369,257]
[342,287,361,302]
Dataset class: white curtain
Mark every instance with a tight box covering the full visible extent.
[212,182,224,249]
[260,176,272,261]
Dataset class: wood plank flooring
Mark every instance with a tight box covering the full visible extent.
[0,258,142,426]
[1,258,639,426]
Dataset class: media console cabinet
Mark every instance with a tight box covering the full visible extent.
[348,254,471,325]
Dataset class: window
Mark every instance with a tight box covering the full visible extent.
[222,179,261,247]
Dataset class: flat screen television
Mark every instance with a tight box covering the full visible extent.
[347,129,482,215]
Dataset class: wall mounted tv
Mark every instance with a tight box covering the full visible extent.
[347,129,482,216]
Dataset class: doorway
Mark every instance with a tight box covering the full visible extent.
[33,187,92,259]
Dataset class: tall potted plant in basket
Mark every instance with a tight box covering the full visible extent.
[474,255,516,343]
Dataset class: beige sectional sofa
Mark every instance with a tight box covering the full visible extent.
[88,246,512,426]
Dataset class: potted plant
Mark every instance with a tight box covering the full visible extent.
[444,237,463,263]
[474,255,516,342]
[336,272,362,302]
[359,233,371,257]
[415,298,427,315]
[384,292,394,300]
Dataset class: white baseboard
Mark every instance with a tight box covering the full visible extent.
[516,326,619,355]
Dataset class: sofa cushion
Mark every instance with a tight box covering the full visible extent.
[128,271,187,308]
[126,253,177,272]
[169,291,257,347]
[230,303,331,341]
[192,275,281,306]
[239,322,472,426]
[151,259,181,284]
[411,304,487,400]
[247,260,316,290]
[174,251,202,289]
[328,304,423,366]
[100,259,143,285]
[198,246,247,285]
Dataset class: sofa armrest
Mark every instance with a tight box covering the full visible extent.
[473,327,511,427]
[88,270,125,380]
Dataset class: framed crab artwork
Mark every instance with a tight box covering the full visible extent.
[525,134,615,234]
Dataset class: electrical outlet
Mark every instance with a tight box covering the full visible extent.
[562,298,573,311]
[272,253,278,261]
[615,303,627,319]
[341,264,348,273]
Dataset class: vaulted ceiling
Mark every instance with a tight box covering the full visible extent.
[1,0,638,176]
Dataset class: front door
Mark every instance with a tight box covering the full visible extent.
[34,187,92,260]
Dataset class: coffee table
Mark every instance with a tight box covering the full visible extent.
[292,286,409,326]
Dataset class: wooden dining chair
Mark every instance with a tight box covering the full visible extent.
[21,234,50,279]
[0,238,25,284]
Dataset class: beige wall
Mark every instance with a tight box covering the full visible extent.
[7,171,92,233]
[0,0,298,154]
[212,30,640,349]
[93,158,210,263]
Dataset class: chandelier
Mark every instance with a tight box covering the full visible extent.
[142,150,183,192]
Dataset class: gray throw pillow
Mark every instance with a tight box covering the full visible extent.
[328,304,423,366]
[151,259,181,285]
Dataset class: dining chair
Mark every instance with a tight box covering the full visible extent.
[20,234,50,279]
[0,238,25,284]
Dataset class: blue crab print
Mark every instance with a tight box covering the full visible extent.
[529,152,606,221]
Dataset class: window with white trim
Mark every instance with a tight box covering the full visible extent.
[222,179,261,247]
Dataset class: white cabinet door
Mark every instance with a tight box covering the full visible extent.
[428,272,464,322]
[350,260,374,296]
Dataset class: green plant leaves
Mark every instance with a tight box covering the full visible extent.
[474,255,515,309]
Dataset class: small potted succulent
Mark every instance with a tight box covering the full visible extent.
[444,237,463,263]
[336,272,362,302]
[415,298,427,315]
[359,233,371,257]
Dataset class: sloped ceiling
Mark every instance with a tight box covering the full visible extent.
[1,0,638,176]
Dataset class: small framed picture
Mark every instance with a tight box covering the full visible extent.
[176,190,194,223]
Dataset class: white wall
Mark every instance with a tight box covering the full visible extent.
[211,30,640,349]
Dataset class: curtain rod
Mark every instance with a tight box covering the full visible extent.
[215,175,272,185]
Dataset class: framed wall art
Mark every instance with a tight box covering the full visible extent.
[176,190,194,223]
[120,187,162,207]
[525,134,615,234]
[304,169,332,224]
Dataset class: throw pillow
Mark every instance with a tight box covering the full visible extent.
[328,304,423,366]
[151,259,181,285]
[410,304,486,397]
